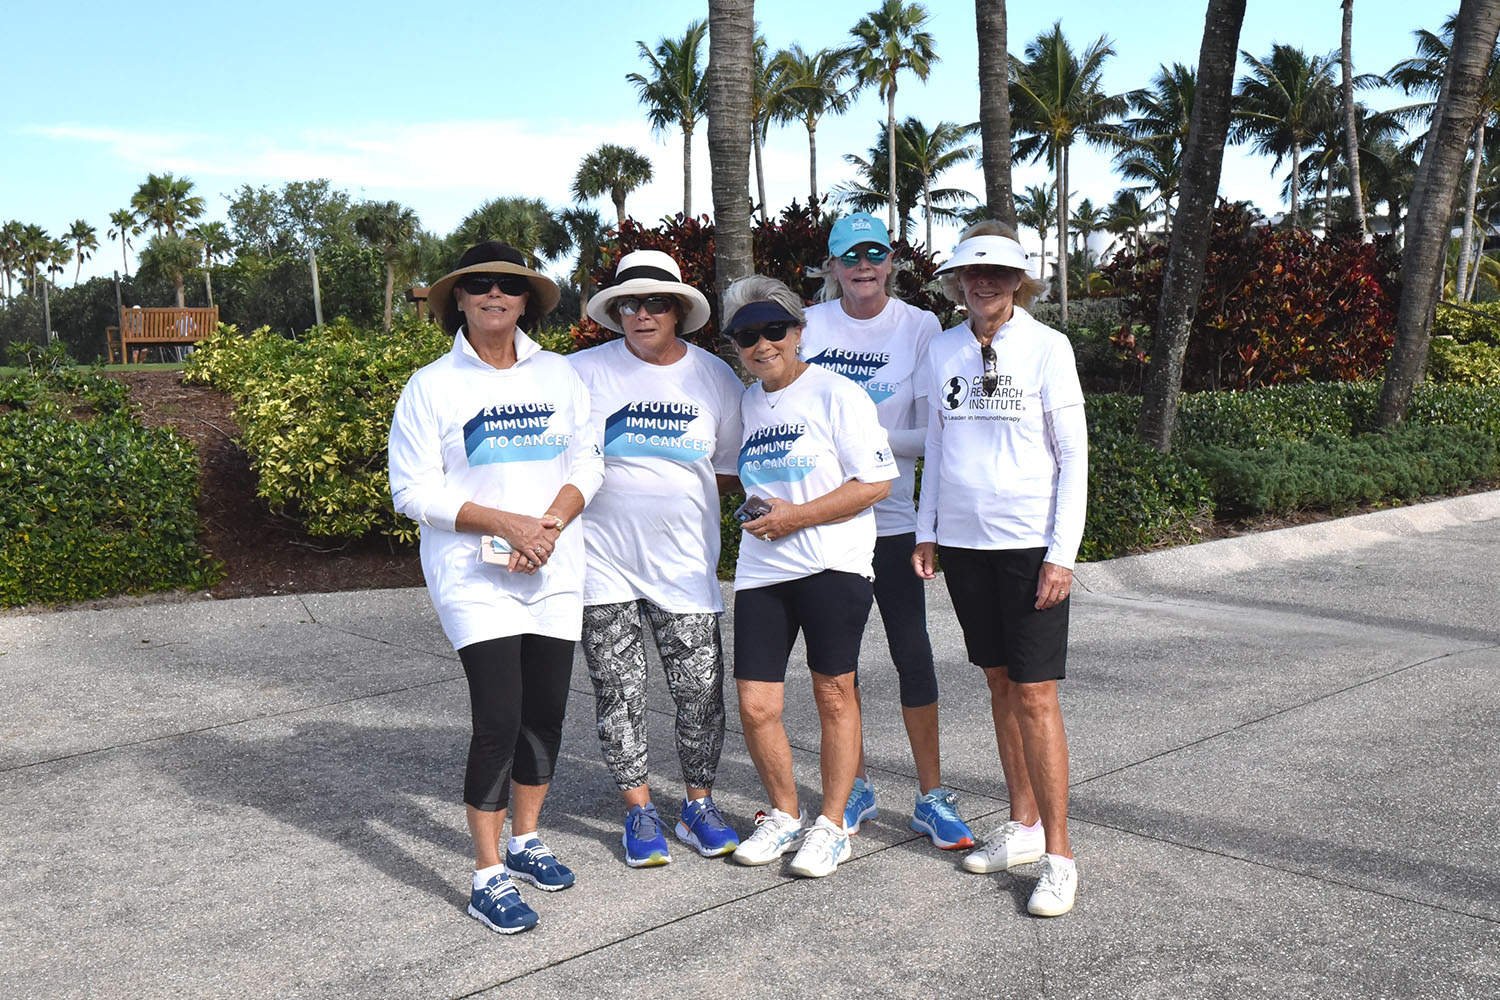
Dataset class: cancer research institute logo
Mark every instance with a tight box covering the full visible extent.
[942,375,970,410]
[603,401,711,462]
[464,404,569,465]
[807,348,896,403]
[738,422,814,486]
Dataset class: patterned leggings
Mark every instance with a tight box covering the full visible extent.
[581,600,726,792]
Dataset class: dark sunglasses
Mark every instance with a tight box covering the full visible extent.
[838,247,890,266]
[458,274,531,296]
[726,323,793,349]
[981,343,998,396]
[615,295,676,317]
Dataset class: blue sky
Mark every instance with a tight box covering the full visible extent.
[1,0,1446,284]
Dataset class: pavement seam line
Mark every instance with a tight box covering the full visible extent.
[1074,815,1500,926]
[1069,645,1490,791]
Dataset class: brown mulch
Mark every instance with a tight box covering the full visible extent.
[107,370,423,600]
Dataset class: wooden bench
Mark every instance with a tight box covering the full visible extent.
[108,307,220,364]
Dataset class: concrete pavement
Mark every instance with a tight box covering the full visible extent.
[3,492,1498,999]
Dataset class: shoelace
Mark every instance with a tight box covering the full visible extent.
[1035,858,1069,894]
[802,825,842,863]
[484,878,520,903]
[927,790,962,822]
[984,820,1026,845]
[690,799,729,831]
[631,808,663,842]
[518,843,561,869]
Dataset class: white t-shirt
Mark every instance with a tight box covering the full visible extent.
[801,297,940,536]
[734,363,898,591]
[569,338,745,613]
[915,308,1087,566]
[388,329,604,650]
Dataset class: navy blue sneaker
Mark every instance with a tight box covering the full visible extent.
[623,803,672,867]
[467,874,538,934]
[504,837,576,891]
[843,776,878,834]
[674,796,740,857]
[910,787,976,850]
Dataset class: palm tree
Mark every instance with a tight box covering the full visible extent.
[66,220,98,285]
[354,202,421,331]
[899,118,980,250]
[130,172,206,237]
[1137,0,1247,452]
[1011,21,1130,327]
[628,19,710,218]
[571,144,654,229]
[1231,44,1338,229]
[1070,198,1106,273]
[558,208,611,320]
[1388,13,1500,301]
[708,0,757,321]
[1341,0,1367,238]
[0,221,22,299]
[1014,183,1056,284]
[190,221,232,309]
[1117,62,1196,233]
[769,44,856,210]
[847,0,940,234]
[138,233,202,308]
[19,225,49,296]
[107,209,139,278]
[452,197,568,269]
[975,0,1017,227]
[1104,189,1160,258]
[45,238,72,291]
[1362,135,1419,241]
[1380,0,1500,426]
[1294,105,1405,234]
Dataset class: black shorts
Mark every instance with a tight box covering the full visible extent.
[733,571,875,682]
[938,546,1068,683]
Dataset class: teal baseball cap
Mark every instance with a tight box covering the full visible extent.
[828,212,892,256]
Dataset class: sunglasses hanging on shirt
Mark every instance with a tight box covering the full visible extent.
[981,343,999,396]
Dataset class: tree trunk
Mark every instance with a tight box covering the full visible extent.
[383,262,395,331]
[707,0,755,375]
[41,278,51,346]
[1289,138,1301,228]
[1137,0,1248,452]
[975,0,1017,228]
[1379,0,1500,426]
[122,241,130,278]
[613,194,627,230]
[1457,124,1484,301]
[174,274,185,309]
[753,124,768,224]
[1056,144,1070,328]
[1340,0,1367,238]
[924,176,933,251]
[682,124,694,219]
[807,121,819,210]
[887,85,899,235]
[205,268,215,309]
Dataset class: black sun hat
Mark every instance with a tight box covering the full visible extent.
[427,242,561,330]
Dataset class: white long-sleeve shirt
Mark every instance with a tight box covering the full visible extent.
[389,328,603,648]
[914,309,1088,568]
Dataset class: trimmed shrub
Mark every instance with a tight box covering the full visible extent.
[0,354,220,606]
[1432,302,1500,346]
[1082,429,1212,561]
[1427,338,1500,385]
[184,314,450,542]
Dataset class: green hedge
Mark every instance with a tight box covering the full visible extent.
[184,316,451,542]
[1428,338,1500,385]
[1433,302,1500,345]
[0,352,220,606]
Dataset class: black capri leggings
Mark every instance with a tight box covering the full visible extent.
[871,532,939,707]
[457,634,575,812]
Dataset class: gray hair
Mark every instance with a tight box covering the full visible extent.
[722,274,806,328]
[939,219,1044,308]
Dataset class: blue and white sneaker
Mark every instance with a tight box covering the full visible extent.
[731,808,804,866]
[910,787,976,850]
[843,776,878,835]
[675,796,740,857]
[504,837,576,890]
[623,803,672,867]
[467,873,538,935]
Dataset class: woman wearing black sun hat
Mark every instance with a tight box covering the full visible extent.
[389,241,603,935]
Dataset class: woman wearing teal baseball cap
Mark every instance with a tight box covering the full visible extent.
[800,211,976,852]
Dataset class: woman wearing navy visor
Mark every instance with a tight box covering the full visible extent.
[801,210,972,850]
[570,250,745,868]
[722,275,896,878]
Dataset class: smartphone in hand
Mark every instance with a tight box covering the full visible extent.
[733,495,772,523]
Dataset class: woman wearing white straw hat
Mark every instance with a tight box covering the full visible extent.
[570,249,746,868]
[800,210,974,852]
[912,221,1088,917]
[388,241,604,935]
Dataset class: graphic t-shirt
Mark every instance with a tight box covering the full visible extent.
[915,308,1085,559]
[569,338,745,612]
[801,298,940,536]
[734,364,897,590]
[388,329,604,649]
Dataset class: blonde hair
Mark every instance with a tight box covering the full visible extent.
[938,219,1044,308]
[814,254,898,303]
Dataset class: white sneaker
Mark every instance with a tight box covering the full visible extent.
[962,819,1046,873]
[732,808,804,866]
[1027,854,1078,916]
[787,815,852,878]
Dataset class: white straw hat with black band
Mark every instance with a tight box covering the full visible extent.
[935,235,1037,278]
[586,249,712,334]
